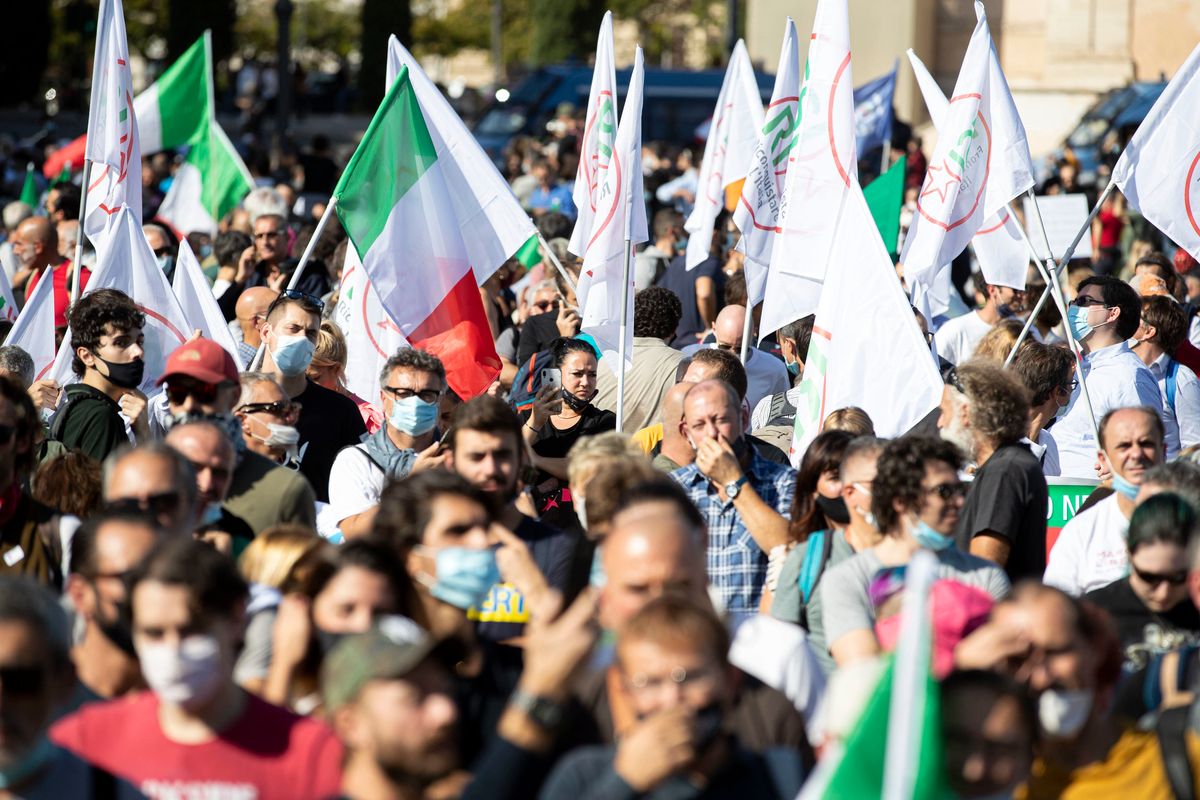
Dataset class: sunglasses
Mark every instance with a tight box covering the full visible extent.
[944,365,965,394]
[0,425,14,446]
[1071,295,1108,308]
[266,288,325,316]
[106,491,183,517]
[165,380,220,406]
[237,400,301,421]
[1132,565,1188,588]
[923,481,967,501]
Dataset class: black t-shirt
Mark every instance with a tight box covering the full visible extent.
[655,253,722,347]
[54,384,129,464]
[954,441,1049,582]
[293,380,367,502]
[515,312,563,367]
[1085,578,1200,670]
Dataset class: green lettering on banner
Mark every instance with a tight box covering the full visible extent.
[765,106,798,167]
[1045,477,1100,555]
[947,122,977,173]
[597,97,616,159]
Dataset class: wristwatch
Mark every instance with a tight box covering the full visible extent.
[509,688,566,730]
[724,475,749,499]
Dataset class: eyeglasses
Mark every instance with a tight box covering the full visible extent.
[1071,295,1108,308]
[265,289,325,317]
[0,425,15,446]
[254,230,285,240]
[165,379,221,407]
[943,366,965,394]
[850,481,873,495]
[384,385,442,405]
[153,247,172,258]
[715,342,740,352]
[532,300,558,313]
[0,664,45,694]
[1131,565,1188,588]
[624,664,716,695]
[236,400,301,421]
[922,481,967,500]
[1062,378,1079,393]
[106,491,183,517]
[923,331,935,346]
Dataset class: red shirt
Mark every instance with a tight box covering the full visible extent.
[51,690,343,800]
[27,260,91,328]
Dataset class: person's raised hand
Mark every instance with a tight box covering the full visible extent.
[118,389,150,439]
[556,305,581,337]
[953,618,1031,673]
[27,379,60,412]
[517,588,598,702]
[530,384,560,429]
[613,706,697,792]
[411,440,449,475]
[494,526,550,617]
[695,433,742,487]
[236,245,257,283]
[271,593,313,671]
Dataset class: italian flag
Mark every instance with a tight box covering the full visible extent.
[334,65,500,399]
[142,32,253,236]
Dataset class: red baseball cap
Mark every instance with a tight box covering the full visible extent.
[157,338,240,386]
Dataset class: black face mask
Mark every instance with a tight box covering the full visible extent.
[692,702,726,749]
[91,585,137,658]
[561,388,593,413]
[314,628,347,660]
[95,354,145,389]
[816,495,851,525]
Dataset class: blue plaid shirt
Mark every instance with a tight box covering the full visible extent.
[671,451,797,614]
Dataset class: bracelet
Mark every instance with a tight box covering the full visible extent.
[525,421,542,433]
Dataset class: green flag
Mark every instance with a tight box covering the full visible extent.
[516,235,543,269]
[19,164,38,208]
[864,155,906,259]
[56,163,72,184]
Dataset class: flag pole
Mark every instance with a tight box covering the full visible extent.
[1022,190,1100,436]
[1002,181,1115,363]
[70,159,94,309]
[616,239,633,430]
[247,196,340,371]
[739,299,754,365]
[536,230,578,295]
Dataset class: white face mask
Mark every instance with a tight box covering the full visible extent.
[574,494,588,530]
[137,634,224,711]
[1038,687,1093,738]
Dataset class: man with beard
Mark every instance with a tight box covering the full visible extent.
[154,338,316,533]
[941,361,1048,581]
[445,395,578,634]
[670,379,795,616]
[65,512,160,702]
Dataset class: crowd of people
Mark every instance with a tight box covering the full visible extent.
[0,94,1199,799]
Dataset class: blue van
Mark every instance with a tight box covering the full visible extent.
[472,64,777,165]
[1060,80,1168,186]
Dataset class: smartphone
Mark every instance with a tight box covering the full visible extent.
[540,368,562,392]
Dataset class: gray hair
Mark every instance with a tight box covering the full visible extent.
[379,347,446,387]
[3,201,32,232]
[530,279,559,299]
[243,187,289,225]
[0,346,34,387]
[102,442,198,509]
[0,575,71,669]
[237,371,282,407]
[1143,461,1200,513]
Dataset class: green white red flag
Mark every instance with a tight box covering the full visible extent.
[568,12,619,258]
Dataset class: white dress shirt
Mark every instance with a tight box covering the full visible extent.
[1147,352,1200,452]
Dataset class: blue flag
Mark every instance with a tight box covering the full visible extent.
[853,67,897,154]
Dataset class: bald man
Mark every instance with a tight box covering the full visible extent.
[13,216,90,326]
[652,381,694,472]
[102,444,199,538]
[681,304,789,411]
[671,379,795,615]
[233,287,278,366]
[166,421,255,555]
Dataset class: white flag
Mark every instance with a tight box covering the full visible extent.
[172,240,243,368]
[333,245,408,405]
[577,48,648,370]
[386,37,536,285]
[5,273,57,383]
[0,265,17,324]
[684,40,764,270]
[734,18,800,303]
[907,48,1027,293]
[760,0,859,336]
[568,11,619,258]
[82,0,142,245]
[899,2,1034,317]
[1110,42,1200,262]
[48,207,192,395]
[791,181,942,463]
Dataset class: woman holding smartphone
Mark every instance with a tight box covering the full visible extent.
[521,337,616,527]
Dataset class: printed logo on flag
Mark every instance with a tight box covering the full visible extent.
[916,99,992,232]
[582,92,617,213]
[1184,148,1200,239]
[742,95,799,231]
[790,46,856,189]
[336,263,402,357]
[702,101,735,207]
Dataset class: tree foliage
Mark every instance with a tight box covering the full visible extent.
[358,0,412,109]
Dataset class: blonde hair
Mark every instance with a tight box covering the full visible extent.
[567,431,646,487]
[971,318,1029,363]
[567,432,655,534]
[823,406,874,437]
[239,525,323,588]
[311,320,348,370]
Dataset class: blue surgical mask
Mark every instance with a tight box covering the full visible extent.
[589,545,606,588]
[1066,305,1094,342]
[389,395,439,436]
[675,235,689,254]
[156,254,175,275]
[197,502,223,527]
[1110,470,1140,500]
[416,547,501,611]
[270,334,315,376]
[785,358,800,378]
[911,517,955,551]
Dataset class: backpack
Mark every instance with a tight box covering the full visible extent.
[796,530,836,629]
[1144,646,1200,800]
[509,349,556,414]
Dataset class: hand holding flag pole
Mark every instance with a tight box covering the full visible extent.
[246,197,340,371]
[535,230,578,295]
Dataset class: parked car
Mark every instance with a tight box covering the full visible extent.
[1059,80,1167,187]
[472,64,776,166]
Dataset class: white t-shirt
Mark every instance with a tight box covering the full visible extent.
[1043,493,1129,596]
[728,614,826,744]
[933,310,992,365]
[327,445,385,525]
